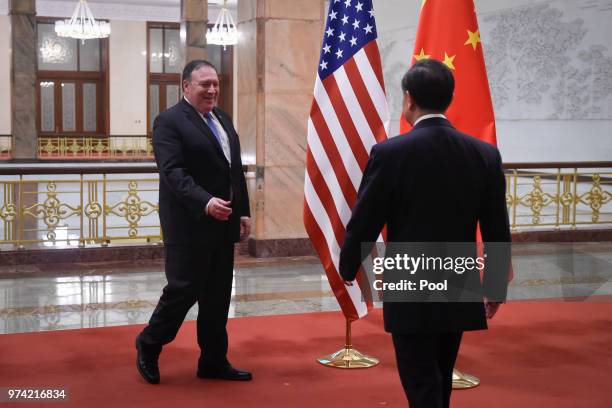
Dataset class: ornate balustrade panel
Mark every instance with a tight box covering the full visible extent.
[20,178,83,246]
[102,175,160,244]
[504,163,611,230]
[0,163,609,248]
[37,137,153,159]
[0,167,161,248]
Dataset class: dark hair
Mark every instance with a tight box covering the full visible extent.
[401,59,454,112]
[182,60,218,83]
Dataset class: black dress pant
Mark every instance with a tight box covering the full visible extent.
[392,332,463,408]
[139,242,235,368]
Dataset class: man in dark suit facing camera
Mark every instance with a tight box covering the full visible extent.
[136,60,252,384]
[339,59,511,407]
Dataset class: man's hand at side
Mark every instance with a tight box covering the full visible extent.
[206,197,232,220]
[240,217,251,241]
[484,299,502,319]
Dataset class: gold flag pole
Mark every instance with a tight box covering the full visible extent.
[317,318,379,368]
[452,368,480,389]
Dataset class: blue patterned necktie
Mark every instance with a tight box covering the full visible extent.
[204,112,221,145]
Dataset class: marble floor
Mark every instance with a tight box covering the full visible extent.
[0,243,611,335]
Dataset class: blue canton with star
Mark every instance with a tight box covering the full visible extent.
[318,0,378,80]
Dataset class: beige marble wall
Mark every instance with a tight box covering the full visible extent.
[181,0,208,62]
[109,20,147,136]
[262,165,308,239]
[238,0,323,21]
[237,0,324,241]
[10,1,37,159]
[0,16,11,135]
[236,17,257,164]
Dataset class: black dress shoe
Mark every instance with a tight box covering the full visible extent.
[135,338,160,384]
[197,365,252,381]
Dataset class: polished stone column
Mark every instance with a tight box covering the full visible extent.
[181,0,208,63]
[10,0,37,159]
[237,0,325,256]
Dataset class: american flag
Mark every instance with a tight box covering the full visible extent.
[304,0,389,321]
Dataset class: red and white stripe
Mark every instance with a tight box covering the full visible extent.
[304,41,390,321]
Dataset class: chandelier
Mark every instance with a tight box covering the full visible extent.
[206,0,238,50]
[55,0,110,41]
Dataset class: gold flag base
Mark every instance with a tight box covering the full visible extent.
[317,346,380,368]
[452,369,480,389]
[317,318,379,369]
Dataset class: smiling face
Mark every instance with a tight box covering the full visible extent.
[182,65,219,114]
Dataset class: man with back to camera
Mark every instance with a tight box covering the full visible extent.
[135,60,252,384]
[339,59,511,407]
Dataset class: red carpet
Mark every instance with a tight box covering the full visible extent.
[1,301,611,407]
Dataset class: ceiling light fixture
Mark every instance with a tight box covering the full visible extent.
[55,0,110,42]
[206,0,238,50]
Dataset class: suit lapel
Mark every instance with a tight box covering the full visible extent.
[181,99,227,161]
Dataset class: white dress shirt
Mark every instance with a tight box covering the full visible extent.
[183,96,231,164]
[413,113,447,126]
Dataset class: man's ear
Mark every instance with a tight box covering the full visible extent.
[402,91,415,123]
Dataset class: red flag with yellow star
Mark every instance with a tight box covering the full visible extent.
[402,0,514,281]
[400,0,496,145]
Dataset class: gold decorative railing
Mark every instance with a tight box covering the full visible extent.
[503,162,612,230]
[37,136,154,159]
[0,165,161,248]
[0,162,609,249]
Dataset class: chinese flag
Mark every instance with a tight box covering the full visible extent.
[399,0,496,146]
[401,0,513,281]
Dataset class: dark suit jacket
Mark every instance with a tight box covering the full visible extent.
[153,98,250,246]
[339,117,511,333]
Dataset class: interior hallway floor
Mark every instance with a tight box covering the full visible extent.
[1,242,611,334]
